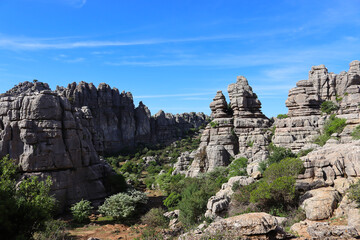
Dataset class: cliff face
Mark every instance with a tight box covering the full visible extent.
[0,81,208,210]
[273,60,360,152]
[186,76,271,177]
[56,81,208,155]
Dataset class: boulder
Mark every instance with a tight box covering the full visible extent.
[179,212,287,240]
[300,187,341,220]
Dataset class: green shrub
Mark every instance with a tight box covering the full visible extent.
[246,141,254,147]
[33,219,69,240]
[0,156,56,239]
[209,121,219,128]
[71,199,93,223]
[99,190,148,220]
[321,101,339,114]
[277,114,288,119]
[250,158,304,210]
[314,115,346,146]
[351,125,360,140]
[178,168,229,226]
[163,192,181,210]
[178,183,209,226]
[228,157,248,178]
[348,180,360,207]
[141,208,169,228]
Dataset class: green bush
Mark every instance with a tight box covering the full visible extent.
[209,121,219,128]
[314,115,346,146]
[33,219,69,240]
[321,101,339,114]
[250,158,304,210]
[348,180,360,207]
[141,208,169,228]
[163,192,181,210]
[99,189,148,220]
[0,156,56,239]
[351,125,360,140]
[228,157,248,178]
[277,114,288,119]
[71,199,93,223]
[178,168,229,226]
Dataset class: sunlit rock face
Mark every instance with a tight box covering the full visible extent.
[186,76,272,177]
[273,60,360,152]
[0,81,208,210]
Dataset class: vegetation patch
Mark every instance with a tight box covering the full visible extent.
[314,114,346,146]
[351,125,360,140]
[321,101,339,114]
[277,114,288,119]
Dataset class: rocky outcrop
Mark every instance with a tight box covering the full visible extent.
[0,81,112,210]
[0,81,208,210]
[205,176,255,219]
[290,220,359,239]
[179,212,288,240]
[57,81,208,154]
[274,60,360,152]
[300,187,341,220]
[186,76,271,177]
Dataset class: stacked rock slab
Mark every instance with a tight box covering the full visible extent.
[186,76,271,177]
[0,81,112,210]
[57,81,208,155]
[228,76,272,169]
[273,60,360,152]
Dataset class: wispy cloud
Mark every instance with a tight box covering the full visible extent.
[134,91,215,99]
[0,29,304,51]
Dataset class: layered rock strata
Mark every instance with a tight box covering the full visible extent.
[0,82,112,210]
[186,76,271,177]
[0,81,207,210]
[273,60,360,152]
[57,82,208,154]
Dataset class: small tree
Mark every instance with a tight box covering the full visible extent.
[0,156,56,239]
[71,199,93,223]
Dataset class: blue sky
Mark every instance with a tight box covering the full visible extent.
[0,0,360,117]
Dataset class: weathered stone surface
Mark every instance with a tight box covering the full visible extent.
[0,81,208,210]
[274,60,360,152]
[57,82,208,154]
[290,220,359,240]
[335,191,360,233]
[300,187,341,220]
[209,91,229,118]
[179,212,287,240]
[204,176,255,219]
[296,141,360,191]
[187,76,271,177]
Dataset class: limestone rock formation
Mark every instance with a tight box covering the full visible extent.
[300,187,341,220]
[290,220,359,239]
[204,176,255,219]
[179,212,288,240]
[186,76,271,177]
[0,82,112,210]
[0,81,208,210]
[57,81,208,154]
[274,60,360,152]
